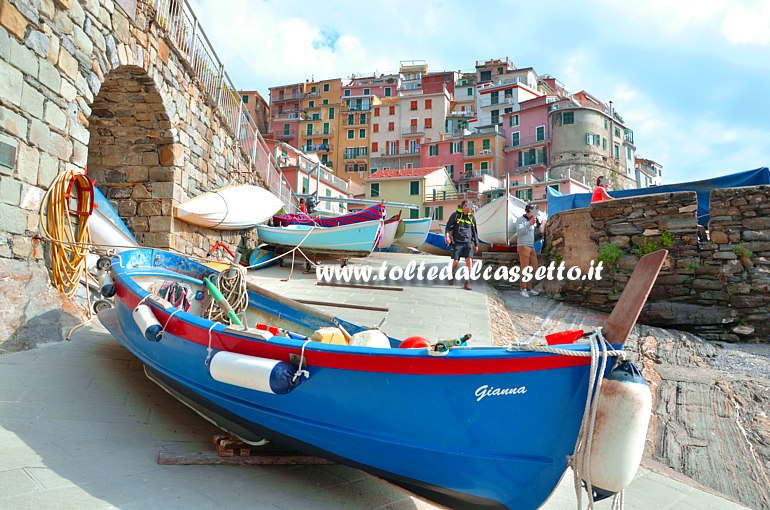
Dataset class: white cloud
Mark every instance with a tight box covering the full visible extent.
[720,3,770,46]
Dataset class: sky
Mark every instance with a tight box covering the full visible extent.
[188,0,770,184]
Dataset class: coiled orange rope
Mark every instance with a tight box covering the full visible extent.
[38,169,94,299]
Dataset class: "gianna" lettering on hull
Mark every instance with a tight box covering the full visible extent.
[475,385,527,402]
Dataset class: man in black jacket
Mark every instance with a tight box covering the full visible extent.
[445,199,479,290]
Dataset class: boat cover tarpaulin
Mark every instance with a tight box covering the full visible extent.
[273,203,386,227]
[547,167,770,226]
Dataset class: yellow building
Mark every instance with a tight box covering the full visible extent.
[364,167,457,228]
[339,93,381,185]
[299,79,342,173]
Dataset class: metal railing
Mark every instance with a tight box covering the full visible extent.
[148,0,295,212]
[424,190,481,202]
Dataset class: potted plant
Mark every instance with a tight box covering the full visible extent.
[733,244,753,269]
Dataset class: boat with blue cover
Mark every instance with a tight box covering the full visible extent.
[420,231,451,255]
[97,248,666,510]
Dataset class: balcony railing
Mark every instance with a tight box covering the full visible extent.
[275,132,294,139]
[377,149,421,157]
[302,143,332,152]
[448,110,475,117]
[506,134,548,150]
[424,190,481,202]
[402,126,425,136]
[149,0,295,211]
[478,96,515,108]
[343,149,369,159]
[301,128,335,136]
[465,148,495,159]
[272,93,302,103]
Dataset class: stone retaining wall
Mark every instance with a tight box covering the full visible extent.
[485,186,770,342]
[0,0,260,350]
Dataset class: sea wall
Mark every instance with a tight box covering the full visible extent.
[485,186,770,342]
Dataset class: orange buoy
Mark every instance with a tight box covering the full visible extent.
[399,336,430,349]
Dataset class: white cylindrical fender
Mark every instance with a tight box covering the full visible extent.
[349,329,391,348]
[132,304,162,342]
[98,271,116,297]
[583,361,652,500]
[209,351,301,394]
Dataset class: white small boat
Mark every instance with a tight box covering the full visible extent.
[394,218,431,248]
[91,187,139,252]
[175,185,284,230]
[474,195,544,246]
[378,213,401,249]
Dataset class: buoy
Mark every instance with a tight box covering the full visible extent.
[98,271,116,297]
[255,322,285,337]
[581,361,652,501]
[545,329,584,345]
[209,351,301,394]
[132,303,162,342]
[310,327,347,345]
[349,329,391,348]
[399,336,430,349]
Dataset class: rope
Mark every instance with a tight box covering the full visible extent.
[203,264,248,325]
[509,329,626,509]
[161,308,182,336]
[38,169,94,299]
[204,322,218,366]
[291,339,312,383]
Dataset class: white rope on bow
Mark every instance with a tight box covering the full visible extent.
[291,339,312,383]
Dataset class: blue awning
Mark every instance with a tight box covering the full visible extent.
[547,167,770,226]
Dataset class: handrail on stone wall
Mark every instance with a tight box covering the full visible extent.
[147,0,295,212]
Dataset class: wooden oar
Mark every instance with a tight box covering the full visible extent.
[245,281,353,342]
[602,249,667,346]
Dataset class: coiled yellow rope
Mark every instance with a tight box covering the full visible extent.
[38,169,94,299]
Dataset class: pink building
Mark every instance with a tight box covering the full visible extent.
[268,83,304,149]
[419,139,465,183]
[343,73,400,100]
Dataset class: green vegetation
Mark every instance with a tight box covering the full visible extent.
[733,244,753,258]
[660,229,674,248]
[598,242,624,271]
[632,229,674,256]
[684,260,701,273]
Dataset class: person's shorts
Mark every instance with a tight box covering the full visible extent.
[451,242,474,260]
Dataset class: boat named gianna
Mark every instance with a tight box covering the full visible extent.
[97,248,666,510]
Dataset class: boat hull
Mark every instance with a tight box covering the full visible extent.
[394,218,431,248]
[175,185,284,230]
[98,248,617,510]
[420,231,451,256]
[256,220,381,257]
[378,215,401,249]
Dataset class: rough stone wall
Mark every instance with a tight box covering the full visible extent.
[548,150,637,190]
[535,187,770,342]
[0,0,259,350]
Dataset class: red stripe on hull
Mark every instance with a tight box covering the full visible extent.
[119,287,591,375]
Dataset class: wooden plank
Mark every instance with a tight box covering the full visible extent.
[603,249,668,346]
[296,299,389,312]
[157,451,334,466]
[317,281,403,292]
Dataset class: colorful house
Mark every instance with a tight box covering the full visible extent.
[364,167,457,229]
[299,78,342,175]
[240,90,270,135]
[268,83,304,148]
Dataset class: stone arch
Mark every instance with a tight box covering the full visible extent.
[86,65,178,248]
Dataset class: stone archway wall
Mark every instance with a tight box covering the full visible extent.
[0,0,259,350]
[87,65,177,247]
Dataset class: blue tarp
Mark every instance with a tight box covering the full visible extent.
[547,167,770,226]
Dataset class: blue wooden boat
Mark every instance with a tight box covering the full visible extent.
[420,231,451,256]
[256,219,381,258]
[248,244,281,270]
[97,248,666,510]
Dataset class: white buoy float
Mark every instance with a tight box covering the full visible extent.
[132,304,162,342]
[349,329,391,348]
[582,360,652,501]
[209,351,302,394]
